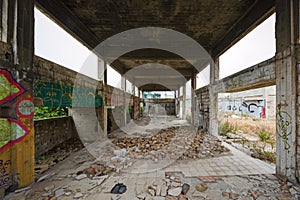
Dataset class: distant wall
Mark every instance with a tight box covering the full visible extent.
[144,98,175,115]
[34,116,78,159]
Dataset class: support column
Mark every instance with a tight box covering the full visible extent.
[209,58,219,135]
[182,85,186,120]
[174,90,178,116]
[0,0,35,194]
[275,0,299,182]
[97,59,107,134]
[121,77,127,126]
[177,88,181,118]
[191,74,196,125]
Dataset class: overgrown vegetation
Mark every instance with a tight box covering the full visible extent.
[218,121,233,136]
[252,150,276,163]
[219,117,276,163]
[256,129,271,142]
[218,120,240,136]
[34,107,68,119]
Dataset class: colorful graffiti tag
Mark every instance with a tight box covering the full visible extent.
[0,68,35,187]
[0,69,31,151]
[0,118,30,151]
[16,97,35,118]
[34,79,102,107]
[0,69,25,104]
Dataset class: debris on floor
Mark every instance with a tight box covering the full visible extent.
[35,138,84,175]
[112,126,230,162]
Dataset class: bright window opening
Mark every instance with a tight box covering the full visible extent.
[219,14,275,79]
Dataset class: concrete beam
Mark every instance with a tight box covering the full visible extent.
[213,57,276,93]
[35,0,98,50]
[212,0,275,57]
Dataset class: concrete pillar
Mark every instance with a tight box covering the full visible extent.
[191,74,197,125]
[121,77,127,126]
[182,85,186,119]
[97,59,107,134]
[275,0,299,182]
[177,88,181,118]
[0,0,35,194]
[174,90,178,116]
[209,58,219,136]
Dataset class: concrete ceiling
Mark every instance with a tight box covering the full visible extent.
[36,0,275,91]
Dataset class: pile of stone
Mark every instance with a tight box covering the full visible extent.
[180,129,229,159]
[112,126,229,161]
[112,126,178,151]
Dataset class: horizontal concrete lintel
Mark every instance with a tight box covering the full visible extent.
[213,57,276,93]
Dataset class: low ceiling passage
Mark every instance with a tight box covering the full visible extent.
[36,0,275,91]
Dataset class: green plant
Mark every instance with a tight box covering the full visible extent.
[256,130,271,142]
[34,107,68,119]
[251,149,276,163]
[218,121,233,136]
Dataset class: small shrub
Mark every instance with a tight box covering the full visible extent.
[252,149,276,163]
[218,121,233,136]
[256,130,271,142]
[34,106,68,119]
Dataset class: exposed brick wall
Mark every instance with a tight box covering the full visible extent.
[33,56,100,89]
[34,116,78,159]
[195,86,209,130]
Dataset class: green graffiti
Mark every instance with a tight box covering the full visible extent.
[276,104,292,151]
[0,119,10,147]
[34,79,102,107]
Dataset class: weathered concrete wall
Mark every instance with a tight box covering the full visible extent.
[34,116,78,159]
[218,86,276,120]
[213,57,275,93]
[144,99,175,115]
[195,58,276,132]
[33,57,142,137]
[195,86,210,129]
[33,56,103,107]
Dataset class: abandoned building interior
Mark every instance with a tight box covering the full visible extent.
[1,0,300,199]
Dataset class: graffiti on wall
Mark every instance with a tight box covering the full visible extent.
[16,97,35,118]
[0,69,25,104]
[0,118,30,151]
[0,69,31,151]
[276,104,292,151]
[221,100,265,118]
[0,68,35,187]
[34,79,102,107]
[0,159,11,186]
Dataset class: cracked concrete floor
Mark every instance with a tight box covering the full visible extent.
[5,116,300,200]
